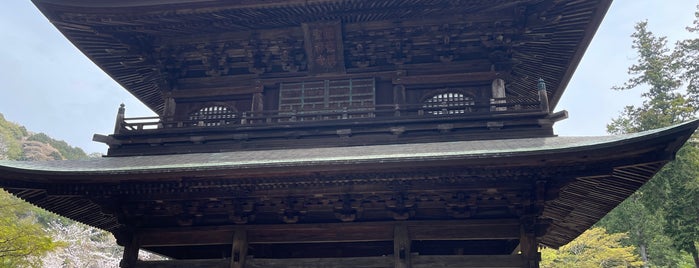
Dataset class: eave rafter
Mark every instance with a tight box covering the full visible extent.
[33,0,611,114]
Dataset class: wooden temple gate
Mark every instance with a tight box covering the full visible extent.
[2,0,697,267]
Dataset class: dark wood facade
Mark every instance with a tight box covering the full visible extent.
[1,0,696,267]
[2,122,698,267]
[30,0,611,156]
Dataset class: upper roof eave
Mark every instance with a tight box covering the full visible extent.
[1,119,696,180]
[31,0,613,114]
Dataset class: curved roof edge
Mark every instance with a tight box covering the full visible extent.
[1,119,697,176]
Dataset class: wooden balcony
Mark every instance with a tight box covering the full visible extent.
[95,95,565,156]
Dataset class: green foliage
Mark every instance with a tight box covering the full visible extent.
[0,114,27,160]
[608,21,695,135]
[541,227,643,268]
[0,112,89,161]
[0,191,63,267]
[602,13,699,268]
[597,194,683,266]
[646,144,699,265]
[26,133,87,160]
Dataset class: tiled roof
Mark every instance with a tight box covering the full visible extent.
[0,120,694,175]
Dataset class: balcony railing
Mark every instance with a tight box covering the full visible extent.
[114,96,547,134]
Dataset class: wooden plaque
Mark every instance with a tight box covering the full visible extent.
[302,21,346,74]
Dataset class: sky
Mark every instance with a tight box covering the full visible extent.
[0,0,697,154]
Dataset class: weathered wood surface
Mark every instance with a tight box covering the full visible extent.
[137,220,522,247]
[33,0,613,113]
[135,259,228,268]
[246,256,392,268]
[134,255,523,268]
[412,255,523,268]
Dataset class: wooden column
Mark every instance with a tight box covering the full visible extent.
[393,85,406,105]
[252,80,264,113]
[394,224,411,268]
[537,78,549,113]
[491,78,506,111]
[162,92,176,122]
[252,93,264,112]
[519,217,540,268]
[114,104,125,135]
[119,233,140,268]
[230,229,248,268]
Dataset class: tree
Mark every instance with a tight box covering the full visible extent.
[603,17,699,267]
[42,221,122,268]
[0,114,27,160]
[0,191,62,267]
[541,227,643,268]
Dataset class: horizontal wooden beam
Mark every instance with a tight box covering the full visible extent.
[412,255,523,268]
[247,256,392,268]
[171,85,261,99]
[134,255,524,268]
[136,259,228,268]
[392,71,499,85]
[137,219,521,247]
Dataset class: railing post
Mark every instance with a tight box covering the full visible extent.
[491,78,507,112]
[241,112,248,125]
[537,78,550,113]
[114,103,125,135]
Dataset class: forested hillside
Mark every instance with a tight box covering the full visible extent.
[0,113,123,267]
[0,113,88,161]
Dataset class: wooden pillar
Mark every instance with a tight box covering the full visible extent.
[537,78,550,113]
[114,104,125,135]
[230,228,248,268]
[119,233,140,268]
[393,70,406,106]
[394,224,411,268]
[393,85,406,105]
[491,78,506,111]
[252,93,264,113]
[519,218,540,268]
[252,80,264,115]
[162,92,176,122]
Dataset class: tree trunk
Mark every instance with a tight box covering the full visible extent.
[635,229,649,268]
[639,243,649,268]
[688,242,699,268]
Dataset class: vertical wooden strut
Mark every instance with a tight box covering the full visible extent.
[537,78,550,113]
[114,103,125,135]
[491,78,507,111]
[519,221,539,268]
[394,224,411,268]
[230,228,248,268]
[119,233,140,268]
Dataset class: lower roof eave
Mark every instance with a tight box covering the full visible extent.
[0,119,696,249]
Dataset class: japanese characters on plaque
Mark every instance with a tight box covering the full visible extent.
[302,21,346,74]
